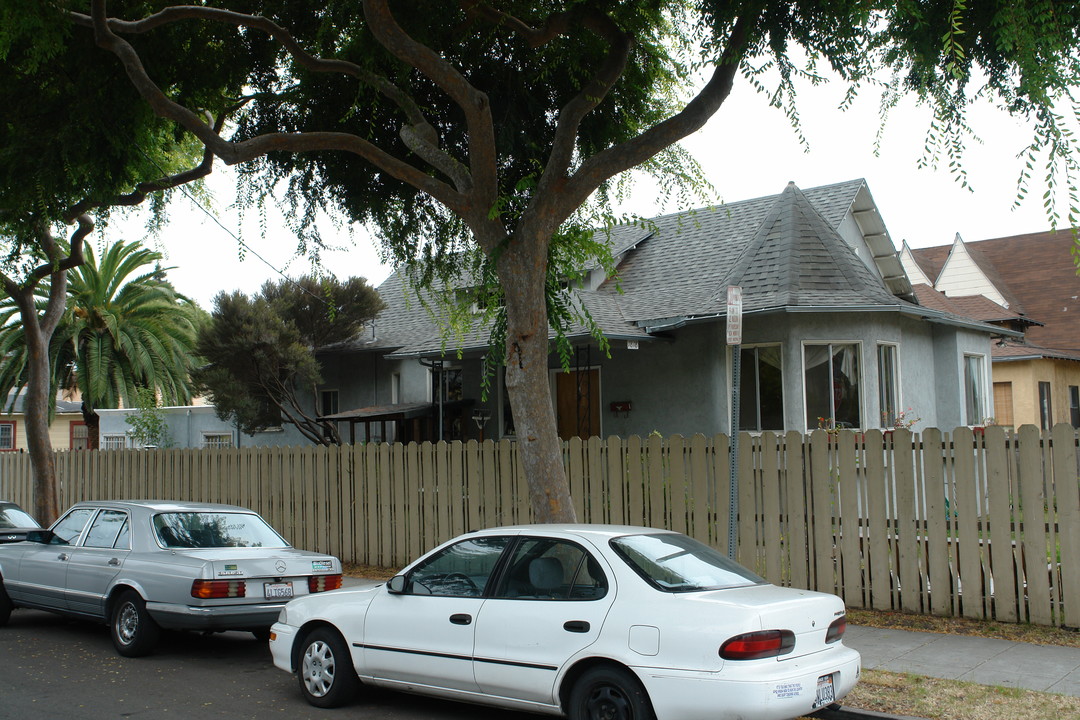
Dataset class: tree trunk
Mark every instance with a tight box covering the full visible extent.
[22,313,60,525]
[81,402,101,450]
[496,233,576,524]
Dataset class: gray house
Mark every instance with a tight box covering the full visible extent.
[314,179,1010,444]
[96,405,313,449]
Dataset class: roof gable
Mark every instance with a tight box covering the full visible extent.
[911,229,1080,351]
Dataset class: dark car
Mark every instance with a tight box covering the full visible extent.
[0,501,40,544]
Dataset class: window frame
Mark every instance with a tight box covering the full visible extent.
[0,421,15,451]
[877,343,900,428]
[100,434,128,451]
[736,344,785,432]
[802,341,863,432]
[201,432,234,450]
[963,354,988,426]
[1039,380,1053,431]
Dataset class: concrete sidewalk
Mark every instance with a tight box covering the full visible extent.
[845,624,1080,697]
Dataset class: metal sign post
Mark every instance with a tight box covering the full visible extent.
[726,286,742,560]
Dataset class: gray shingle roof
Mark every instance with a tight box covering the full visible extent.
[355,178,910,358]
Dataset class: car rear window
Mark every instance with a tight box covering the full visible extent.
[0,505,38,529]
[610,533,764,592]
[154,512,290,549]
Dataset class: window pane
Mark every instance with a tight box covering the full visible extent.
[805,344,861,430]
[0,423,13,450]
[497,538,608,601]
[101,435,126,450]
[611,533,763,592]
[878,345,898,428]
[407,536,509,597]
[964,356,985,424]
[1039,381,1053,430]
[154,512,289,549]
[83,510,128,549]
[51,508,95,545]
[739,347,783,432]
[1070,386,1079,428]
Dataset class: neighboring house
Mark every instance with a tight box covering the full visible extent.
[316,179,1010,443]
[96,405,312,449]
[1,391,87,451]
[900,230,1080,429]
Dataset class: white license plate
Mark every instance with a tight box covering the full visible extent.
[814,673,836,708]
[264,582,294,599]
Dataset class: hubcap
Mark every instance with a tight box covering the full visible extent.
[586,684,632,720]
[116,602,139,645]
[302,640,336,697]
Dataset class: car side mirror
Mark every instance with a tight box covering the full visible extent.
[387,575,407,594]
[25,529,54,544]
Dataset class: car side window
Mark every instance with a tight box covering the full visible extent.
[83,510,130,549]
[405,536,510,597]
[49,508,96,546]
[496,538,608,601]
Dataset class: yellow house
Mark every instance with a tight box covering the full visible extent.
[1,392,87,453]
[902,230,1080,429]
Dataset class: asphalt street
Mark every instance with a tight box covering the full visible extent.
[0,609,536,720]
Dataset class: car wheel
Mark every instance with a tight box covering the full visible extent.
[110,590,161,657]
[297,627,359,708]
[568,666,655,720]
[0,580,12,625]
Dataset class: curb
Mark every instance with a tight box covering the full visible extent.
[809,704,931,720]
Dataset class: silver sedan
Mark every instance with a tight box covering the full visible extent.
[0,500,342,657]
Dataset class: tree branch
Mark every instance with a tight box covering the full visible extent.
[363,0,498,206]
[81,1,469,212]
[560,13,759,215]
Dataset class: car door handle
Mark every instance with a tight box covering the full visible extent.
[108,557,121,566]
[57,553,69,561]
[449,613,472,625]
[564,620,591,633]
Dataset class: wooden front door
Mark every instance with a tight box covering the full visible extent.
[555,369,600,440]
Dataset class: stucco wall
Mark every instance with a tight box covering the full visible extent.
[992,357,1080,428]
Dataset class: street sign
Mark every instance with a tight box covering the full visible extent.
[726,285,742,345]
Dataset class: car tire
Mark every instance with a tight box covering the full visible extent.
[0,580,12,626]
[297,627,359,708]
[110,590,161,657]
[568,665,655,720]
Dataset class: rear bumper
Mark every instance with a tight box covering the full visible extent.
[636,645,861,720]
[146,600,287,631]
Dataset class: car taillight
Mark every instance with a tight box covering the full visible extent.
[719,629,795,660]
[826,615,846,644]
[308,574,343,593]
[191,579,246,599]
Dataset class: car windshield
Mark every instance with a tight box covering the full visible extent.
[0,505,38,529]
[610,533,764,592]
[153,512,289,549]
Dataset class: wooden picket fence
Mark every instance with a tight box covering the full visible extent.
[1,424,1078,628]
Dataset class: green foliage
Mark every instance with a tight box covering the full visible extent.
[0,240,204,418]
[193,275,383,440]
[126,386,173,448]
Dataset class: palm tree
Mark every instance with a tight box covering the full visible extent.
[0,240,204,448]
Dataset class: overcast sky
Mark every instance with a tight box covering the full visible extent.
[106,71,1069,309]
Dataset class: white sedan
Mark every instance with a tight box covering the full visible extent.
[270,525,860,720]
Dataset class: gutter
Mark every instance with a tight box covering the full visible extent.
[635,304,1021,339]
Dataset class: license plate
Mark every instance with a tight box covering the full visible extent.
[264,582,294,599]
[814,673,836,708]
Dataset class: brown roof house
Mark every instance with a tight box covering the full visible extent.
[901,230,1080,429]
[314,179,1010,444]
